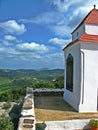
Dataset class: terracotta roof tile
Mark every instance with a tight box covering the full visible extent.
[79,33,98,42]
[84,9,98,24]
[63,7,98,50]
[72,8,98,33]
[63,33,98,50]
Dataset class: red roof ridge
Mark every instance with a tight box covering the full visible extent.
[72,8,98,33]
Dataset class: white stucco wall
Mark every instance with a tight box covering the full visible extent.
[85,24,98,35]
[79,43,98,112]
[63,43,81,111]
[72,24,85,41]
[64,42,98,112]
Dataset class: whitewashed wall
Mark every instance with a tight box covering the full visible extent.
[85,24,98,35]
[79,43,98,112]
[63,43,81,111]
[64,42,98,112]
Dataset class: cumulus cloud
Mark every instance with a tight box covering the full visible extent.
[0,38,64,68]
[16,42,49,53]
[49,37,71,47]
[1,0,98,69]
[0,20,26,34]
[0,45,41,61]
[0,37,50,61]
[4,35,16,41]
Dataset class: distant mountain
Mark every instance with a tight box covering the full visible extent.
[36,68,50,71]
[0,69,64,80]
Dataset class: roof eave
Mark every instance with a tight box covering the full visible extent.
[63,39,79,51]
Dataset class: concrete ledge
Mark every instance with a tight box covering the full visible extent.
[44,119,92,130]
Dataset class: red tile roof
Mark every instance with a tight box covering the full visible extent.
[63,7,98,50]
[72,8,98,33]
[79,33,98,42]
[84,9,98,24]
[63,33,98,50]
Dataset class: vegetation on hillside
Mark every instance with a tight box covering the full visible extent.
[0,115,14,130]
[0,69,64,102]
[0,69,64,129]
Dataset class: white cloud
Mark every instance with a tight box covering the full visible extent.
[49,37,71,47]
[67,6,93,29]
[0,47,5,52]
[16,42,49,53]
[19,1,98,39]
[48,0,83,12]
[43,52,64,68]
[20,11,70,37]
[47,52,63,59]
[2,40,13,46]
[20,11,66,25]
[52,25,72,37]
[0,38,50,62]
[0,39,64,68]
[51,2,98,36]
[0,20,26,34]
[4,35,16,41]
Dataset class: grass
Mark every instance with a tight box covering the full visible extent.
[34,96,98,122]
[0,86,12,94]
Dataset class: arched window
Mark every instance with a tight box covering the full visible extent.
[66,54,73,92]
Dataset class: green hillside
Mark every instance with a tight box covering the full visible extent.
[0,69,64,94]
[0,69,64,80]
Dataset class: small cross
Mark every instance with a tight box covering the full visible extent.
[94,5,96,9]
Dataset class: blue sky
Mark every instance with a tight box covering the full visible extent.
[0,0,98,69]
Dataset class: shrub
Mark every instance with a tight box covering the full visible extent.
[0,115,14,130]
[90,119,98,127]
[36,122,46,130]
[3,102,11,109]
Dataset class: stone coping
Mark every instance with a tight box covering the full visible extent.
[37,119,93,130]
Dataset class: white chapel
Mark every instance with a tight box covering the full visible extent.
[63,5,98,112]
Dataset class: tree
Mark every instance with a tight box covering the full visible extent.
[0,115,14,130]
[54,75,64,88]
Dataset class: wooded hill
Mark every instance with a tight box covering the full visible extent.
[0,69,64,80]
[0,69,64,95]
